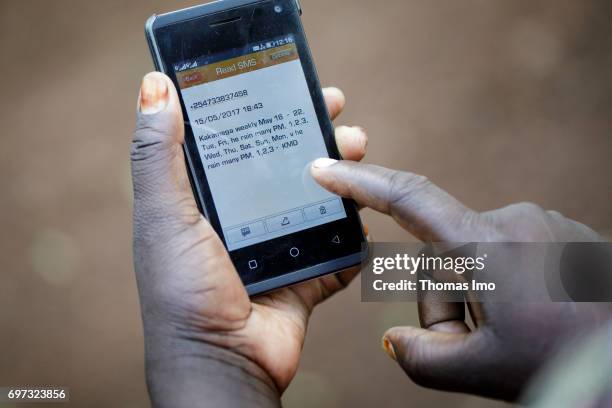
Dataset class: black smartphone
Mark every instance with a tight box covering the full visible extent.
[145,0,367,295]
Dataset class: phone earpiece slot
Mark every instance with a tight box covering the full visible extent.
[209,16,242,27]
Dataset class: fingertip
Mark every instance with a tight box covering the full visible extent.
[143,71,171,82]
[310,158,335,181]
[383,326,424,358]
[323,86,345,102]
[138,72,180,114]
[335,125,368,161]
[383,326,420,367]
[135,71,183,142]
[310,158,339,193]
[323,87,346,119]
[139,72,169,115]
[142,71,176,89]
[382,335,397,361]
[311,158,338,170]
[383,326,407,344]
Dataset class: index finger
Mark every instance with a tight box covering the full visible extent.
[311,160,476,241]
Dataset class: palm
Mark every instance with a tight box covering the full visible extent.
[246,270,357,391]
[173,224,357,392]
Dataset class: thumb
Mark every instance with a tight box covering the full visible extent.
[311,160,477,241]
[131,73,247,320]
[131,72,201,233]
[382,326,487,394]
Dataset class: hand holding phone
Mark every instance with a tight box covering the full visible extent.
[145,0,367,295]
[131,72,367,403]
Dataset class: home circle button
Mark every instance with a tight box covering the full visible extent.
[289,247,300,258]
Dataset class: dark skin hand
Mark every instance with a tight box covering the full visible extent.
[311,160,610,401]
[131,72,368,407]
[133,71,607,405]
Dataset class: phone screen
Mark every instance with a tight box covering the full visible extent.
[174,35,347,251]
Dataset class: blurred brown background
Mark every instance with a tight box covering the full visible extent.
[0,0,610,407]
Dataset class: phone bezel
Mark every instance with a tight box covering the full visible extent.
[145,0,367,295]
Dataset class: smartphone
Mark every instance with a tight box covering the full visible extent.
[145,0,367,295]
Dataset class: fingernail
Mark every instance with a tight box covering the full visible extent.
[382,336,396,361]
[312,158,338,169]
[139,73,168,115]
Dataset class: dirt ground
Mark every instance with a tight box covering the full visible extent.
[0,0,610,407]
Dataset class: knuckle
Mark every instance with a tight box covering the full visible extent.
[131,111,182,163]
[547,210,565,219]
[478,211,517,241]
[130,149,180,202]
[511,201,545,215]
[548,211,601,241]
[131,126,175,163]
[519,201,544,213]
[133,193,201,237]
[386,171,430,208]
[491,202,553,241]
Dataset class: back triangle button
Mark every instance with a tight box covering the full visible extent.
[331,235,340,244]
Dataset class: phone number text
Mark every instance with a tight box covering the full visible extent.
[189,89,249,110]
